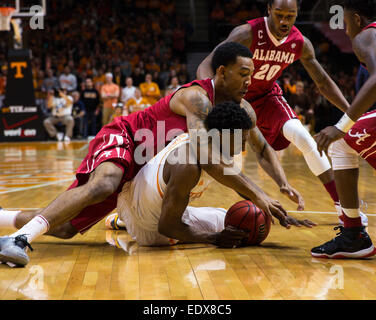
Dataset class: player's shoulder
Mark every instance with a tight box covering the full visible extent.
[174,83,210,104]
[227,23,253,45]
[299,35,316,59]
[354,28,376,47]
[351,28,376,61]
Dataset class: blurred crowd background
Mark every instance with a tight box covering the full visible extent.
[0,0,374,141]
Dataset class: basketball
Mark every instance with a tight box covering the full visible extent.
[225,200,271,245]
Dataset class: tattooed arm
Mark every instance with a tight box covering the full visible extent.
[241,100,304,211]
[300,36,350,113]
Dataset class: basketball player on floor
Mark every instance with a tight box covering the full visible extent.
[0,101,314,263]
[0,43,304,266]
[311,0,376,259]
[115,102,315,247]
[197,0,367,226]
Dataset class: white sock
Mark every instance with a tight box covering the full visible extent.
[10,215,49,243]
[342,208,361,219]
[0,210,20,228]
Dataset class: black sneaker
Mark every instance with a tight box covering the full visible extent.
[311,226,376,259]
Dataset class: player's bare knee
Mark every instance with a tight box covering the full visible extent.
[85,181,116,202]
[85,163,123,201]
[87,174,121,201]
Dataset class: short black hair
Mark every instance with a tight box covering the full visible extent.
[343,0,376,20]
[211,42,253,73]
[268,0,301,10]
[205,101,253,132]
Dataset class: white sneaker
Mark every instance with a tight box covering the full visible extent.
[64,136,71,142]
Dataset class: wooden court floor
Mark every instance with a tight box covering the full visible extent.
[0,140,376,300]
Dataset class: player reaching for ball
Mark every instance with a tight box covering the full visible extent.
[197,0,367,226]
[0,42,306,266]
[311,0,376,259]
[111,102,316,248]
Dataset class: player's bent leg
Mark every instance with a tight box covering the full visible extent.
[0,162,123,267]
[282,119,342,210]
[311,140,374,259]
[38,161,123,229]
[328,139,368,227]
[282,119,332,177]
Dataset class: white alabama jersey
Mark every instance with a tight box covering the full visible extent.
[117,133,213,233]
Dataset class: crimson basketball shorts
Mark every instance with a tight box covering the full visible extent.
[68,119,138,234]
[248,93,298,151]
[344,110,376,169]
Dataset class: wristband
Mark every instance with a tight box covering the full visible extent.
[334,113,355,133]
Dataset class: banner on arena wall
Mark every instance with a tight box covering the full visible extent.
[0,49,45,142]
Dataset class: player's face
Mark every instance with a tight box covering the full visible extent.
[268,0,298,39]
[222,57,254,103]
[344,9,362,40]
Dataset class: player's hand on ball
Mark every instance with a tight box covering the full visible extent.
[254,196,288,227]
[215,226,249,248]
[280,184,305,211]
[314,126,345,156]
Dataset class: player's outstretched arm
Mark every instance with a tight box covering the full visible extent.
[196,24,253,80]
[241,101,305,211]
[300,36,350,113]
[158,163,249,248]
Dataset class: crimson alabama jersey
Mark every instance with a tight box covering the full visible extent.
[245,17,304,102]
